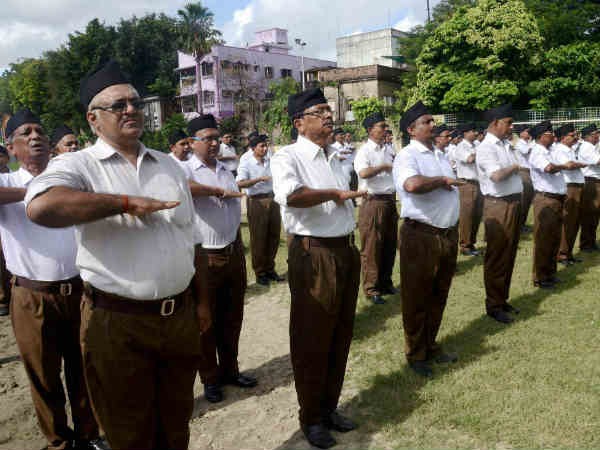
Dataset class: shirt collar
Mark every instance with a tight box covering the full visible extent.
[483,132,502,146]
[17,167,34,186]
[410,139,434,153]
[297,135,325,161]
[189,153,227,172]
[92,138,156,163]
[366,138,383,151]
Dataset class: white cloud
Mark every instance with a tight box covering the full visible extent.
[393,15,422,32]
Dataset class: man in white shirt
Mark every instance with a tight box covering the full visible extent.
[455,122,483,256]
[184,114,256,404]
[578,124,600,252]
[513,125,534,231]
[554,124,587,265]
[26,60,202,450]
[218,132,239,176]
[236,134,283,286]
[168,129,190,164]
[393,101,462,378]
[384,129,395,153]
[476,104,523,324]
[529,121,583,288]
[3,110,103,450]
[446,129,461,172]
[433,124,452,153]
[52,125,79,156]
[271,88,366,449]
[354,112,398,305]
[0,145,11,316]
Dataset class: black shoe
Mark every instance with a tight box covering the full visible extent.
[204,383,223,403]
[549,276,563,284]
[302,424,336,449]
[323,410,358,432]
[503,304,520,314]
[367,295,386,305]
[381,286,399,295]
[431,352,458,364]
[569,257,583,263]
[409,360,433,377]
[558,259,572,267]
[267,271,285,282]
[222,373,258,388]
[256,275,270,286]
[487,310,514,324]
[534,280,556,289]
[0,304,8,317]
[74,437,111,450]
[461,248,480,256]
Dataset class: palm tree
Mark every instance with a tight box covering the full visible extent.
[177,2,223,114]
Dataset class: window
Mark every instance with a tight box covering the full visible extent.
[201,62,213,77]
[221,90,233,99]
[265,66,273,79]
[221,60,231,70]
[203,91,215,106]
[181,96,196,113]
[281,69,293,78]
[233,62,243,73]
[253,65,260,73]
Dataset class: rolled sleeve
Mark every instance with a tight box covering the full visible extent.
[529,148,551,171]
[24,155,88,205]
[393,150,419,193]
[235,161,250,182]
[271,151,303,206]
[455,144,472,163]
[477,147,501,176]
[353,148,369,175]
[579,146,600,166]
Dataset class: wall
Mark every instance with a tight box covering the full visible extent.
[336,28,406,69]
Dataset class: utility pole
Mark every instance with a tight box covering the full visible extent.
[295,39,307,90]
[427,0,431,23]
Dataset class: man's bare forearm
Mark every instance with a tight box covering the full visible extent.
[359,165,390,179]
[217,156,237,161]
[27,186,125,228]
[237,178,263,188]
[491,165,519,182]
[189,181,223,197]
[0,187,26,205]
[403,176,448,194]
[287,187,339,208]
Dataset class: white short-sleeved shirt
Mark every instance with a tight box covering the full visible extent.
[169,152,189,167]
[235,153,273,196]
[25,139,196,300]
[514,138,532,169]
[553,143,585,184]
[182,155,241,248]
[271,135,355,237]
[476,133,523,197]
[579,141,600,179]
[529,143,567,195]
[0,168,79,282]
[446,144,457,167]
[454,139,478,180]
[218,143,239,172]
[393,139,459,229]
[354,139,395,194]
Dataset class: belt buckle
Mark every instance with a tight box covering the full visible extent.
[60,283,73,296]
[160,298,176,317]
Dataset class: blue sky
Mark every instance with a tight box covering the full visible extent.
[1,0,437,69]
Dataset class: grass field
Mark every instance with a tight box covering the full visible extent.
[241,210,600,450]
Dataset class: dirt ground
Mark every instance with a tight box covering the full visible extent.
[0,278,382,450]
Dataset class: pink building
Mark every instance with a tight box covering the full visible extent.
[176,28,336,120]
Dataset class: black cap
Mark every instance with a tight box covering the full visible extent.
[457,122,476,134]
[51,125,75,146]
[249,134,268,148]
[483,104,513,123]
[187,114,218,136]
[168,130,188,146]
[531,120,553,139]
[79,60,130,108]
[287,88,327,118]
[433,124,449,138]
[556,123,575,138]
[5,108,42,138]
[247,131,259,140]
[400,101,430,133]
[581,124,598,137]
[450,129,460,139]
[333,128,345,136]
[362,112,385,130]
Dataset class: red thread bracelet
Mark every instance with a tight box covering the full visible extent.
[122,195,129,213]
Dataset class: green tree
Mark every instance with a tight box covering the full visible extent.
[350,97,385,140]
[260,77,300,144]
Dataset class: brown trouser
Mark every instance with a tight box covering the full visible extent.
[288,235,360,427]
[519,169,534,227]
[80,285,204,450]
[399,220,458,362]
[358,196,398,296]
[247,194,281,277]
[458,180,483,249]
[580,178,600,249]
[533,192,564,282]
[11,278,98,450]
[483,195,521,313]
[194,237,247,385]
[559,184,583,260]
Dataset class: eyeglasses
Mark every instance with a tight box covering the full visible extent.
[302,108,332,119]
[92,99,145,113]
[190,136,220,143]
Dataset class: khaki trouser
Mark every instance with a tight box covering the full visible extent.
[558,184,583,260]
[247,194,281,277]
[80,285,204,450]
[458,180,483,249]
[288,235,360,427]
[194,237,247,385]
[482,195,521,313]
[533,192,564,282]
[519,169,534,227]
[11,278,98,450]
[580,178,600,249]
[358,197,398,296]
[399,220,458,362]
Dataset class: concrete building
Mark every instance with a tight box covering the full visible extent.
[176,28,336,121]
[337,28,408,69]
